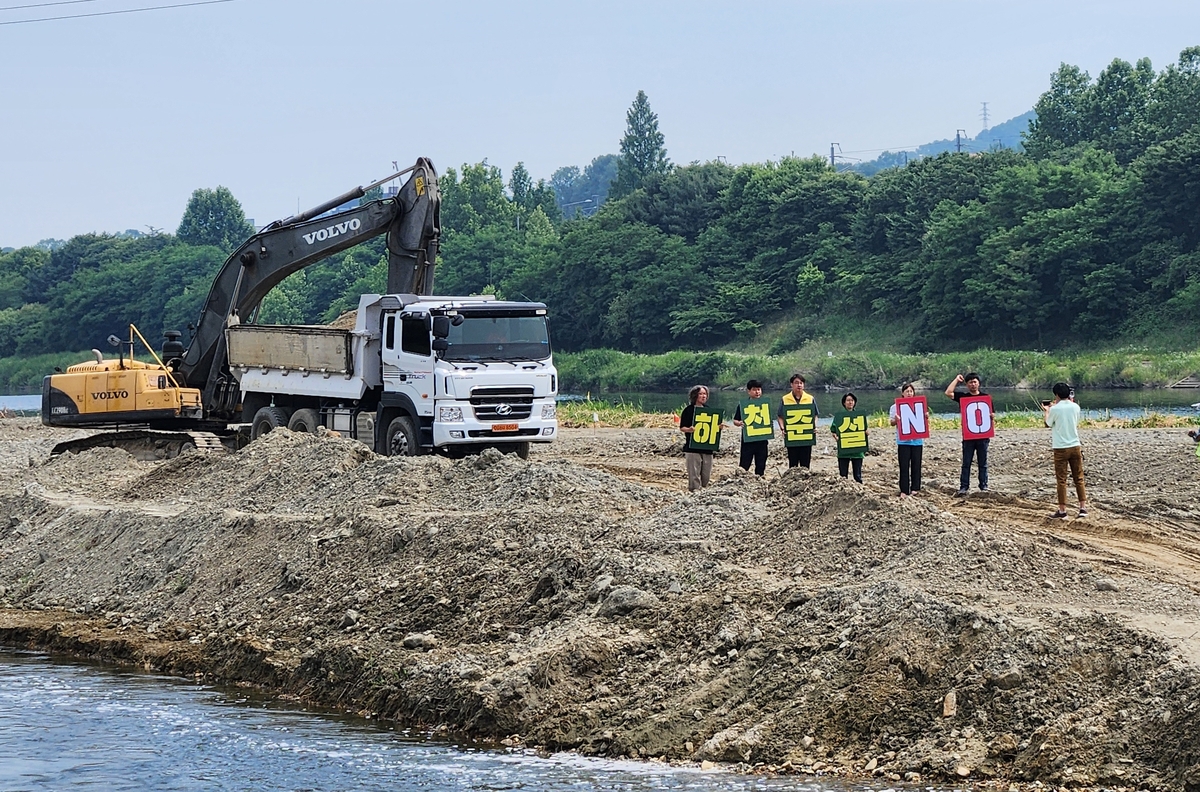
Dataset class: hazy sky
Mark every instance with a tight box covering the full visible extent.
[3,0,1199,248]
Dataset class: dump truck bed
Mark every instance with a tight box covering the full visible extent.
[226,325,353,375]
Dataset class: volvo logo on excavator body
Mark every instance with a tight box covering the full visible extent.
[91,390,130,400]
[303,218,362,245]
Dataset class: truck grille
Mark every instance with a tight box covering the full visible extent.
[470,386,534,421]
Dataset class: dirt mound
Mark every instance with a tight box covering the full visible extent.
[1,420,1199,788]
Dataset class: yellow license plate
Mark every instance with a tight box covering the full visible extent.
[492,423,519,432]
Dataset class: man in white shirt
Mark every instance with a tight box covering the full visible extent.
[1042,382,1088,519]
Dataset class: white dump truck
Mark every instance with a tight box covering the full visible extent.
[230,293,558,457]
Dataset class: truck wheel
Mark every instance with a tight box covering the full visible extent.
[251,406,289,440]
[385,416,418,456]
[287,408,321,434]
[516,442,531,460]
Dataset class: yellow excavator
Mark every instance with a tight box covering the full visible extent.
[41,324,224,458]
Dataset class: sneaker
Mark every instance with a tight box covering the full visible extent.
[954,489,968,497]
[1050,510,1068,519]
[979,486,989,492]
[1078,507,1089,517]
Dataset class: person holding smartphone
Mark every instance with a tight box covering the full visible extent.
[1043,382,1088,519]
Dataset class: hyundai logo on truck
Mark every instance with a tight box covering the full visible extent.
[495,404,513,416]
[303,218,362,245]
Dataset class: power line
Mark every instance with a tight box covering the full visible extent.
[0,0,97,12]
[0,0,236,25]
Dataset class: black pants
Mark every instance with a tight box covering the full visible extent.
[898,444,923,494]
[787,445,813,468]
[960,438,990,490]
[838,457,863,482]
[739,440,768,476]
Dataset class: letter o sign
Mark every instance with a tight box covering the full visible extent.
[960,395,995,440]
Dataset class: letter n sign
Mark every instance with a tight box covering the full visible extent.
[960,395,994,440]
[895,396,930,441]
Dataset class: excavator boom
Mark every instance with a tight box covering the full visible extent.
[176,158,440,417]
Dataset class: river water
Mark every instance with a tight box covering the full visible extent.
[0,650,866,792]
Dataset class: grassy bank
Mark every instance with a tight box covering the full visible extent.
[556,347,1200,392]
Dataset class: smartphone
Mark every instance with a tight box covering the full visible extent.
[1041,400,1051,407]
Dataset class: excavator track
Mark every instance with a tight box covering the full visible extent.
[51,430,232,461]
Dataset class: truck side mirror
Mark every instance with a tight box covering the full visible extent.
[432,338,448,353]
[431,316,451,338]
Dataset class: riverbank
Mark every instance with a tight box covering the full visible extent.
[1,417,1199,789]
[556,347,1200,392]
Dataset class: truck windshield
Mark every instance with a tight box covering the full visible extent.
[443,314,551,362]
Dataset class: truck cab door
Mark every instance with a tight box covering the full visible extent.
[380,312,434,415]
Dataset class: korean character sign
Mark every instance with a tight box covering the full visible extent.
[686,408,723,452]
[739,397,775,442]
[894,396,931,441]
[782,404,816,447]
[959,394,994,440]
[832,409,869,455]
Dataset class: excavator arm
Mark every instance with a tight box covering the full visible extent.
[176,158,440,418]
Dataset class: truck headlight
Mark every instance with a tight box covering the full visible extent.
[541,403,557,419]
[438,406,464,423]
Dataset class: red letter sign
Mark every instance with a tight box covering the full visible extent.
[960,394,994,440]
[895,396,930,441]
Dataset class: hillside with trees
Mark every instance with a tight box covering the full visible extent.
[4,47,1200,391]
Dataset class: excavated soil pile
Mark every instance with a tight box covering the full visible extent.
[1,418,1200,790]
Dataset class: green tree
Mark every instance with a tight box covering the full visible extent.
[176,186,255,251]
[552,154,619,216]
[0,247,47,310]
[611,91,671,199]
[1025,64,1094,159]
[440,162,515,234]
[1147,47,1200,141]
[509,162,533,208]
[621,161,735,243]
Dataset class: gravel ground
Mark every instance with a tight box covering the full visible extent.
[1,416,1199,790]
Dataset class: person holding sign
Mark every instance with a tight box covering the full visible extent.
[830,392,868,482]
[945,372,991,496]
[732,379,773,476]
[889,382,928,497]
[777,374,818,468]
[680,385,721,491]
[1043,382,1088,518]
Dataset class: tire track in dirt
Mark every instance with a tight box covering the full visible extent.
[943,491,1200,664]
